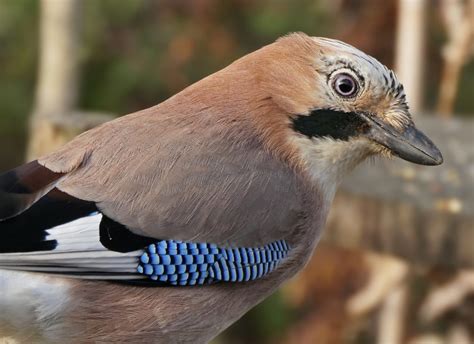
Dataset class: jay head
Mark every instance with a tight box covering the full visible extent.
[0,33,442,343]
[247,34,443,200]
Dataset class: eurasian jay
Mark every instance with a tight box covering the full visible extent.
[0,33,442,343]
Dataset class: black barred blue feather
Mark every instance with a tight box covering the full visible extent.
[137,240,290,285]
[0,164,291,284]
[0,200,291,285]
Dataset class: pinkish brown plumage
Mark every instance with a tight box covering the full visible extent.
[0,33,441,343]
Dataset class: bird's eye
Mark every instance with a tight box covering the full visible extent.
[332,73,359,98]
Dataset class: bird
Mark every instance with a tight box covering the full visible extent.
[0,32,442,343]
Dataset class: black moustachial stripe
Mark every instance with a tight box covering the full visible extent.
[292,109,370,140]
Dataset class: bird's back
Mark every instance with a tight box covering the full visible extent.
[0,42,328,342]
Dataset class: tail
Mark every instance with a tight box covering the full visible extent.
[0,212,144,279]
[0,161,146,280]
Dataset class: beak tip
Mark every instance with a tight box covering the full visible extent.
[417,139,443,166]
[428,150,443,166]
[360,113,444,167]
[399,143,444,166]
[396,150,443,166]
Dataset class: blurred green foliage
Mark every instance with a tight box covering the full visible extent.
[1,0,473,171]
[222,291,297,343]
[0,0,38,168]
[0,0,336,169]
[457,62,474,115]
[78,0,333,114]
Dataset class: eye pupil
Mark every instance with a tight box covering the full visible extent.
[333,73,358,97]
[338,79,353,93]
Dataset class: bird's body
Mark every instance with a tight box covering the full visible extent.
[0,33,442,343]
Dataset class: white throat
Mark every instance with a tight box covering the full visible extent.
[293,136,373,202]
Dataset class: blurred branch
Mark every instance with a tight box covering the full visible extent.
[436,0,474,117]
[446,324,472,344]
[27,0,112,160]
[376,283,408,344]
[324,116,474,268]
[347,253,408,317]
[346,253,409,344]
[35,0,81,119]
[408,334,445,344]
[419,270,474,323]
[395,0,427,114]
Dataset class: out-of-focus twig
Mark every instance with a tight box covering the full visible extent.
[395,0,427,114]
[27,0,112,160]
[436,0,474,116]
[447,324,472,344]
[325,116,474,268]
[27,0,81,160]
[344,252,409,344]
[347,253,408,316]
[377,283,409,344]
[408,333,444,344]
[419,269,474,323]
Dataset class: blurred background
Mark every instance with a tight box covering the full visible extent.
[0,0,473,343]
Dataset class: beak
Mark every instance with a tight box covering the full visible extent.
[360,114,443,166]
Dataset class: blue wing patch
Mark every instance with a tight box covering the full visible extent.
[137,240,290,285]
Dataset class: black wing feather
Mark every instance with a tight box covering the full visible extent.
[0,161,158,254]
[0,188,97,253]
[0,160,65,220]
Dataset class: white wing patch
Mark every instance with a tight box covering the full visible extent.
[0,213,145,280]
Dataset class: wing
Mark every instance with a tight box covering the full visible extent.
[0,109,303,284]
[0,160,64,220]
[0,183,291,285]
[37,101,305,248]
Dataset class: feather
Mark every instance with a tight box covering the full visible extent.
[0,160,65,220]
[0,210,291,284]
[0,188,96,253]
[0,213,145,280]
[35,35,317,248]
[137,239,290,285]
